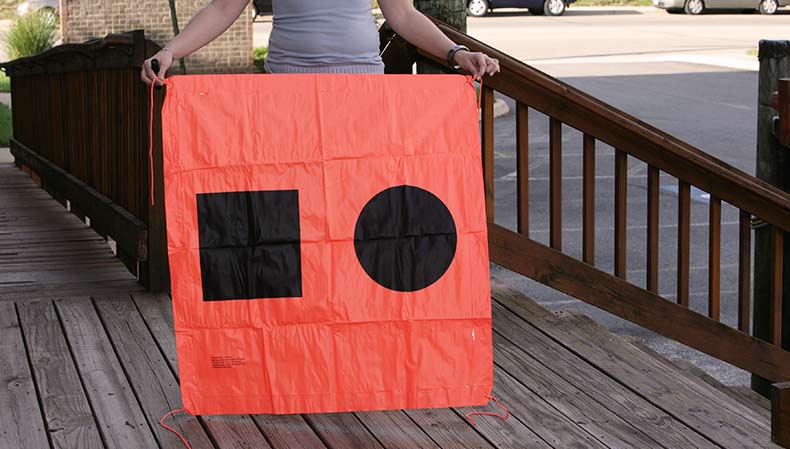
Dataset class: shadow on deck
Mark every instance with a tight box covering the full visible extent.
[0,161,775,449]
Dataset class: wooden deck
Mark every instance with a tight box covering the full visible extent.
[0,161,776,449]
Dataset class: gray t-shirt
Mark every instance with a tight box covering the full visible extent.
[265,0,385,74]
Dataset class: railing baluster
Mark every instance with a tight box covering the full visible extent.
[647,165,659,293]
[481,85,495,222]
[583,134,595,264]
[677,180,691,307]
[614,149,627,279]
[738,210,751,333]
[708,196,721,321]
[772,227,784,345]
[516,102,529,236]
[550,118,562,251]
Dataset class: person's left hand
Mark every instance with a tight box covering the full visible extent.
[453,51,500,80]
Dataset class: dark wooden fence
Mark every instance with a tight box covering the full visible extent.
[1,30,169,291]
[381,22,790,386]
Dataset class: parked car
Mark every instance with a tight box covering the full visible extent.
[653,0,788,14]
[467,0,575,16]
[16,0,59,16]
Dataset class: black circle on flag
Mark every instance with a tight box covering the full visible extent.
[354,185,457,292]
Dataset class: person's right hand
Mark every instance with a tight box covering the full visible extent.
[141,48,174,86]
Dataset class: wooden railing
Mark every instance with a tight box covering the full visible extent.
[382,22,790,384]
[1,30,169,291]
[772,79,790,147]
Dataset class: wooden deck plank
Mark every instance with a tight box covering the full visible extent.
[491,282,776,449]
[201,415,273,449]
[670,360,770,420]
[0,302,51,449]
[305,413,385,449]
[493,333,663,449]
[251,414,329,449]
[492,303,717,449]
[454,401,553,449]
[487,369,607,449]
[130,293,179,371]
[55,297,159,449]
[16,300,104,449]
[94,296,215,449]
[404,407,499,449]
[0,267,134,284]
[355,410,441,449]
[0,280,144,302]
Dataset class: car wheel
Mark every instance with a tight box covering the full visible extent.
[684,0,704,14]
[529,7,545,14]
[544,0,566,16]
[758,0,778,14]
[467,0,489,17]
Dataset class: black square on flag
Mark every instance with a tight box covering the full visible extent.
[197,190,302,301]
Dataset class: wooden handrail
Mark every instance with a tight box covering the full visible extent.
[424,21,790,231]
[382,19,790,383]
[0,30,145,77]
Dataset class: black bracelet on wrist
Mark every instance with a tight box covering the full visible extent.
[447,44,470,70]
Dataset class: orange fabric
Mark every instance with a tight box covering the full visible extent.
[161,74,492,415]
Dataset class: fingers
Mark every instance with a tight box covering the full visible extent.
[461,52,500,80]
[485,57,500,76]
[140,58,165,87]
[472,53,487,80]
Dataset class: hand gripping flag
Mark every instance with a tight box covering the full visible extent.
[161,74,492,415]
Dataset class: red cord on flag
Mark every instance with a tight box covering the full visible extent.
[159,408,194,449]
[465,395,510,426]
[477,77,483,111]
[149,77,156,206]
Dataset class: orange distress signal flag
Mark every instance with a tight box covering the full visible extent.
[161,74,492,415]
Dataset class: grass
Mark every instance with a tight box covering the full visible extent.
[574,0,653,5]
[0,103,11,147]
[0,71,9,92]
[254,46,268,73]
[5,9,59,60]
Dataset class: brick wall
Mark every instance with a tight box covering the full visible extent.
[60,0,254,73]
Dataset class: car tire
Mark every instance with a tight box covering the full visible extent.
[683,0,705,14]
[758,0,778,14]
[529,7,545,14]
[544,0,566,16]
[467,0,489,17]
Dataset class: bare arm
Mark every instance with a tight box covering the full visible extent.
[378,0,499,79]
[141,0,249,86]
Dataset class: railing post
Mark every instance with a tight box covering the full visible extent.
[414,0,466,74]
[141,37,170,292]
[774,382,790,448]
[754,40,790,397]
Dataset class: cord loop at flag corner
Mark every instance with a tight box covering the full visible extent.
[465,395,510,427]
[159,407,194,449]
